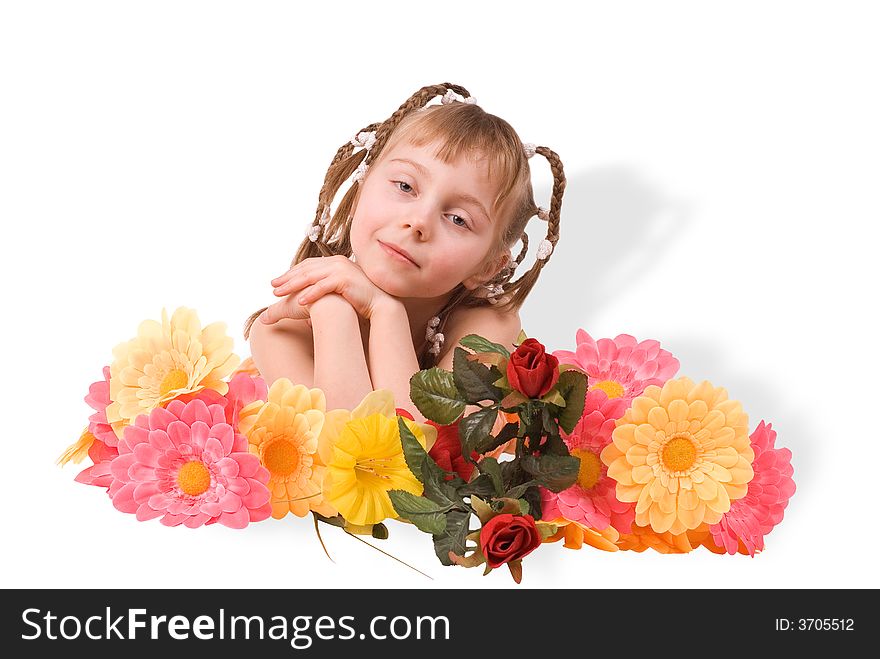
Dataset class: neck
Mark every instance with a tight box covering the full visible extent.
[397,292,455,347]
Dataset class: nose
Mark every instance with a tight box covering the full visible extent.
[402,204,432,240]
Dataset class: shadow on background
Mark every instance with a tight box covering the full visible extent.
[523,163,694,352]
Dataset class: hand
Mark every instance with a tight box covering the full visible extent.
[268,255,395,321]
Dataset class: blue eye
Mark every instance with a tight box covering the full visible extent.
[448,214,469,229]
[396,181,413,193]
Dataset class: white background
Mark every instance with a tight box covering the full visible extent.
[2,0,877,589]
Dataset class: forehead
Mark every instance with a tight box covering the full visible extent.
[380,140,496,190]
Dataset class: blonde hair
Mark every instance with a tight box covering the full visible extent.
[244,82,566,369]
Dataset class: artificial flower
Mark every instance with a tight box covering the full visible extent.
[427,420,477,481]
[507,338,559,398]
[542,519,619,552]
[319,390,436,526]
[238,378,334,519]
[553,330,679,405]
[57,427,95,467]
[709,420,796,555]
[616,524,696,553]
[105,307,240,438]
[73,433,119,490]
[601,377,754,535]
[540,389,635,534]
[109,397,271,528]
[57,366,117,467]
[479,513,542,568]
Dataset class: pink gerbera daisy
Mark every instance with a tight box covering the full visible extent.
[709,420,795,555]
[71,366,120,489]
[109,397,272,528]
[552,329,680,405]
[176,372,268,428]
[541,389,635,534]
[86,366,120,446]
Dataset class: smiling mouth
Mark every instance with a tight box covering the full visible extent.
[379,241,419,267]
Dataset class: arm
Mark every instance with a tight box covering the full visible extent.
[248,317,314,387]
[366,298,425,422]
[310,293,374,411]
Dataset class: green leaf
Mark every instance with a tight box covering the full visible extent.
[517,498,530,516]
[540,389,566,407]
[522,486,543,520]
[410,368,466,425]
[541,432,571,457]
[458,334,511,358]
[433,509,471,566]
[388,490,450,535]
[458,407,499,456]
[500,390,528,409]
[520,454,581,492]
[515,329,528,345]
[493,373,511,390]
[453,347,504,404]
[505,479,538,500]
[476,457,504,496]
[421,457,459,509]
[473,420,519,454]
[458,474,497,500]
[397,417,445,485]
[555,369,588,435]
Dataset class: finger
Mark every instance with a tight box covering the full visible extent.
[272,261,329,294]
[259,298,309,325]
[296,279,340,306]
[271,256,324,285]
[273,269,321,296]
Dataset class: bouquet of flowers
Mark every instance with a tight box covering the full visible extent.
[60,308,796,583]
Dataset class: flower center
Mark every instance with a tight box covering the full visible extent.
[177,460,211,496]
[159,368,189,397]
[571,448,602,490]
[662,436,697,472]
[263,439,300,477]
[591,380,625,399]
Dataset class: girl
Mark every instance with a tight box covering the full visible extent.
[245,83,565,423]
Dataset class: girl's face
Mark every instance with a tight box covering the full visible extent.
[349,140,508,300]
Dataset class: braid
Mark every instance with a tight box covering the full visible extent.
[492,145,566,313]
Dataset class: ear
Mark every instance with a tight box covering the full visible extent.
[462,249,511,290]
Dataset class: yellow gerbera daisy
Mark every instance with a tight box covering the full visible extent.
[600,377,754,535]
[238,378,334,519]
[318,390,437,526]
[105,307,239,437]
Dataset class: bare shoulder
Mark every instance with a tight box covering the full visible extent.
[437,305,521,365]
[248,317,315,387]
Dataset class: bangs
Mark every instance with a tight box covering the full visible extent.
[381,104,530,220]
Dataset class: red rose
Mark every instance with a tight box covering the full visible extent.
[427,420,477,482]
[479,513,542,568]
[506,338,559,398]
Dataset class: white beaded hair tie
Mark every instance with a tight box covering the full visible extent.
[426,316,444,355]
[523,143,537,159]
[536,239,554,260]
[352,159,368,183]
[441,89,477,105]
[484,283,505,305]
[537,206,550,221]
[350,131,377,151]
